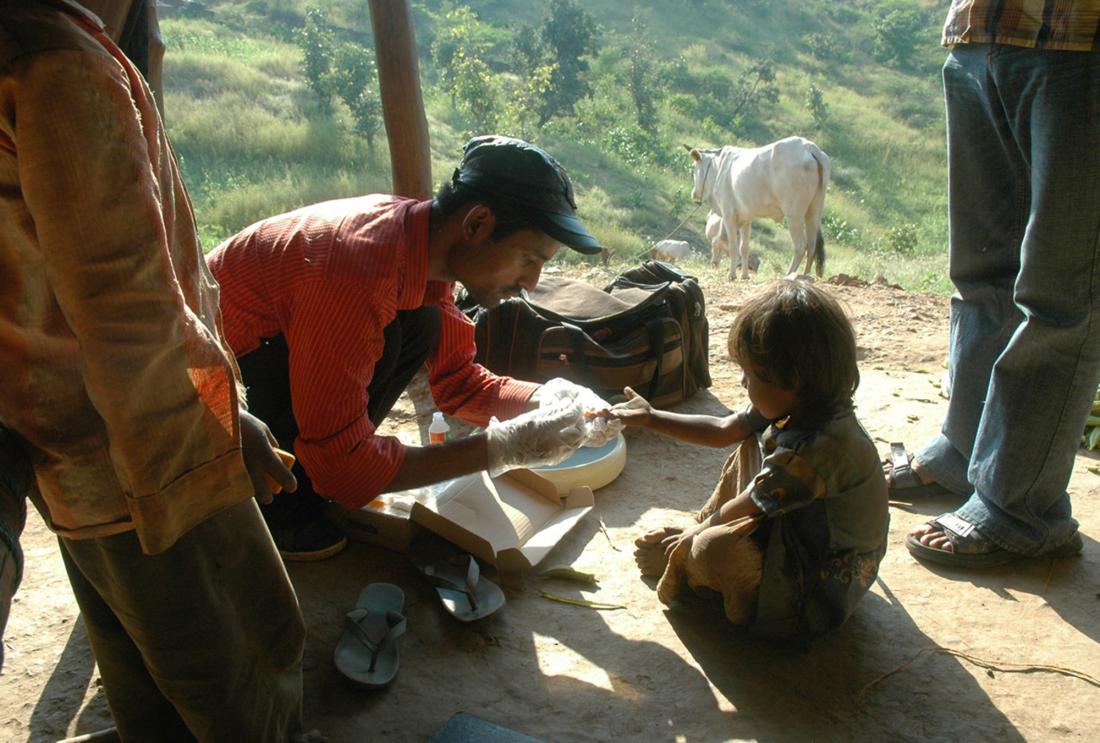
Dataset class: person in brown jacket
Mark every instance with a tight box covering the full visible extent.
[0,2,310,739]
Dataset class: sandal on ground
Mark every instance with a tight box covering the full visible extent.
[333,583,407,687]
[906,512,1084,570]
[906,512,1017,568]
[885,443,964,500]
[414,554,505,622]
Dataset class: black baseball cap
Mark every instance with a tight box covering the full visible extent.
[451,135,603,255]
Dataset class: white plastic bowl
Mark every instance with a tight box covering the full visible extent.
[532,433,627,496]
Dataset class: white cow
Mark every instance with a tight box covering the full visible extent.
[650,239,693,263]
[706,212,760,272]
[686,137,830,280]
[705,211,730,266]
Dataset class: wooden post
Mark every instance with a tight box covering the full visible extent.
[368,0,433,200]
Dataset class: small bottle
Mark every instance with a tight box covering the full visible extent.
[429,411,450,445]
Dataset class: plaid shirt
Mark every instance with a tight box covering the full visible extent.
[944,0,1100,51]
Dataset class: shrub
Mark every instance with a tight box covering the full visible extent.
[883,223,920,255]
[823,214,863,248]
[873,7,926,67]
[604,125,666,168]
[807,83,828,130]
[804,32,849,64]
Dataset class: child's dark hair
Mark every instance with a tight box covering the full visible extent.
[432,180,542,241]
[728,278,859,424]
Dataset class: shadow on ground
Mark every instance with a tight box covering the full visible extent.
[27,620,112,742]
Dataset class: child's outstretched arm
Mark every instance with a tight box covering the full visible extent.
[601,387,759,448]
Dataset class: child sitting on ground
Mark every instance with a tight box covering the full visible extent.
[607,279,888,637]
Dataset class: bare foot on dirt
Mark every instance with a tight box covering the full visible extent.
[634,526,682,577]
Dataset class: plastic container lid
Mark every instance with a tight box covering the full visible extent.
[531,433,627,496]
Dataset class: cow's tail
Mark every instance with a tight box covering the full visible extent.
[807,143,830,277]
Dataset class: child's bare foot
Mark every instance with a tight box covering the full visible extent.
[634,526,682,577]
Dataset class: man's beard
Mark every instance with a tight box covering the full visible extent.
[465,284,522,309]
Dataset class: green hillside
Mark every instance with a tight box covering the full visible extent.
[162,0,952,291]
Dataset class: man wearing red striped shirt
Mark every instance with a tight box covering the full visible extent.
[208,136,606,560]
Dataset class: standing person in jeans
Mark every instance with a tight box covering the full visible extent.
[0,2,310,739]
[887,1,1097,568]
[208,135,614,561]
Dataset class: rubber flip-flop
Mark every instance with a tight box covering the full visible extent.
[416,554,505,622]
[333,583,407,687]
[886,443,966,500]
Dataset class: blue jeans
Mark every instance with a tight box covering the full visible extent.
[916,44,1100,555]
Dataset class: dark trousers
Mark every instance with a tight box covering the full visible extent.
[59,499,305,741]
[237,306,441,527]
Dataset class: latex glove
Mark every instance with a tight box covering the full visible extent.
[538,378,623,447]
[486,401,586,477]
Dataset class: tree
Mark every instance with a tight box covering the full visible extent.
[538,0,599,124]
[297,8,336,112]
[807,83,828,130]
[431,5,501,134]
[451,50,501,135]
[873,7,926,67]
[331,44,383,149]
[507,23,553,137]
[627,8,660,133]
[295,8,382,148]
[431,5,489,107]
[728,59,778,130]
[504,59,556,141]
[512,23,544,78]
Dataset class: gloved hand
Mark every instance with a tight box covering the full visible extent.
[486,401,586,477]
[538,378,623,447]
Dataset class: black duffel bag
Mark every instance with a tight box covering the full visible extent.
[459,261,710,407]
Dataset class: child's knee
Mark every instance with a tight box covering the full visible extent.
[684,527,763,624]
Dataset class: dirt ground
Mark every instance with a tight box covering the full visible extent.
[2,269,1098,742]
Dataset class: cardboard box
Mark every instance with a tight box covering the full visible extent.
[327,493,424,554]
[409,469,594,572]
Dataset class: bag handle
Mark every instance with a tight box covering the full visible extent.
[562,322,589,381]
[645,318,665,400]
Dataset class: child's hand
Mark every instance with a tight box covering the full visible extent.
[602,387,652,427]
